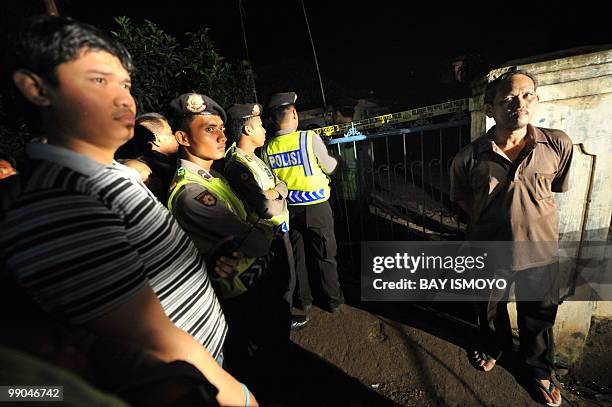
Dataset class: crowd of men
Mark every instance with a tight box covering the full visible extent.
[0,13,573,407]
[0,14,346,407]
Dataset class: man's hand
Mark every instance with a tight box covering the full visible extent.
[85,286,256,406]
[123,159,152,184]
[214,251,243,278]
[208,236,240,278]
[264,189,280,200]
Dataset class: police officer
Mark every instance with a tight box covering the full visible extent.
[262,92,344,313]
[225,103,290,234]
[166,93,291,399]
[225,103,310,330]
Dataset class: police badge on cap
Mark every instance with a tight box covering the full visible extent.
[186,94,206,113]
[170,93,227,123]
[226,103,263,121]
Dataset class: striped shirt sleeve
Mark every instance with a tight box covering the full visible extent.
[2,189,147,324]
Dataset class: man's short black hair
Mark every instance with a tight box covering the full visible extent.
[170,114,195,134]
[268,104,294,126]
[116,126,153,160]
[136,112,167,127]
[484,69,537,106]
[6,14,134,86]
[116,113,168,159]
[262,104,294,134]
[226,117,248,146]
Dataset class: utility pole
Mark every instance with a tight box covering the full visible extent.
[301,0,327,112]
[238,0,258,103]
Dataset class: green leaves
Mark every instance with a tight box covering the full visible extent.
[0,17,256,156]
[111,16,255,113]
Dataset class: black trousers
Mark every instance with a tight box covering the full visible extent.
[221,247,292,390]
[478,263,559,379]
[289,228,311,309]
[289,201,344,309]
[279,231,298,306]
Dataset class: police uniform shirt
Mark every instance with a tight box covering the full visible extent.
[225,147,289,219]
[274,129,338,175]
[171,159,274,258]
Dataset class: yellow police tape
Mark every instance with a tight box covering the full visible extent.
[312,98,469,137]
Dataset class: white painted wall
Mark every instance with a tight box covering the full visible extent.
[469,49,612,365]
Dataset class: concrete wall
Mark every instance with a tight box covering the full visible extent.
[469,49,612,366]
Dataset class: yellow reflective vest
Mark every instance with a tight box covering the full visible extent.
[262,130,330,206]
[167,166,256,299]
[230,147,290,232]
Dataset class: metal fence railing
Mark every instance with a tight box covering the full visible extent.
[325,119,471,277]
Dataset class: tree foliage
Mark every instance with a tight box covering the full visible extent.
[0,16,256,156]
[111,16,255,114]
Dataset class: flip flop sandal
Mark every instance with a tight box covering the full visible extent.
[535,379,562,407]
[470,350,496,372]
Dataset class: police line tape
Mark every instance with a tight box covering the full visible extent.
[311,98,469,137]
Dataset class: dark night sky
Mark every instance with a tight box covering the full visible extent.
[2,1,611,106]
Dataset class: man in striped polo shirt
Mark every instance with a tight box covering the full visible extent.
[1,15,255,407]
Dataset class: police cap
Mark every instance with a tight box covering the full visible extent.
[266,92,297,110]
[170,93,227,123]
[226,103,263,121]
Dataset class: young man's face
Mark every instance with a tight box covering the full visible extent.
[487,74,539,131]
[184,115,227,161]
[245,116,266,147]
[46,49,136,151]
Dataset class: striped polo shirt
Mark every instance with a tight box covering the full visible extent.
[0,143,227,359]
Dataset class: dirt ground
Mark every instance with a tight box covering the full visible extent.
[291,291,612,407]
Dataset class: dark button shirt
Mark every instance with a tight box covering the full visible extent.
[450,124,573,269]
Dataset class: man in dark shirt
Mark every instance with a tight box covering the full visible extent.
[450,70,572,406]
[116,112,178,203]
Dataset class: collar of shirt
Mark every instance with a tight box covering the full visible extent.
[474,124,549,158]
[27,142,110,177]
[178,158,215,180]
[235,147,254,161]
[27,142,147,188]
[275,129,297,136]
